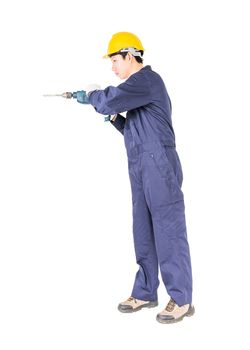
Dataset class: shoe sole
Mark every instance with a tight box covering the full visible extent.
[118,301,158,313]
[156,305,195,324]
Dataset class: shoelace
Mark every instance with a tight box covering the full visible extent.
[166,298,176,312]
[127,297,137,303]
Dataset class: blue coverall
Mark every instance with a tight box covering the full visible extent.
[88,65,193,306]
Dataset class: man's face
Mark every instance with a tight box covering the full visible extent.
[110,54,131,80]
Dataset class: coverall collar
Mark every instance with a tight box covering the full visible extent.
[128,65,152,79]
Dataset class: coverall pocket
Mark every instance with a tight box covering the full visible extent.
[145,148,184,203]
[149,149,175,183]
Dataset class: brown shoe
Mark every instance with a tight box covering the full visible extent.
[118,297,158,313]
[156,298,195,324]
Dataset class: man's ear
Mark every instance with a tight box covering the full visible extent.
[126,52,134,62]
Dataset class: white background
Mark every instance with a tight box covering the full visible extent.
[1,0,250,349]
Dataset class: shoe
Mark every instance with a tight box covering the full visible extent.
[118,296,158,313]
[156,298,195,324]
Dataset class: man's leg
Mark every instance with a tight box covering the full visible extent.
[128,160,159,302]
[142,146,193,306]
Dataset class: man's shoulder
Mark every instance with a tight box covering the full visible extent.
[139,65,163,82]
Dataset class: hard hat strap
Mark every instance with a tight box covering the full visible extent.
[120,47,142,57]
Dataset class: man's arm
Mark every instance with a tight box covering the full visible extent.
[88,73,152,115]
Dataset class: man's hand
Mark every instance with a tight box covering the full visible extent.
[85,84,101,96]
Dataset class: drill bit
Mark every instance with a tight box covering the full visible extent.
[43,92,73,98]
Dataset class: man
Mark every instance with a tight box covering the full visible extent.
[75,32,194,324]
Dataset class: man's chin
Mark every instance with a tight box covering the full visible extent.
[119,74,128,80]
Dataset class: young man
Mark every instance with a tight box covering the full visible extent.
[75,32,194,324]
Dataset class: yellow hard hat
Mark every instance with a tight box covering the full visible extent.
[103,32,145,58]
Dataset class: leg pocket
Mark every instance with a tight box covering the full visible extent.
[148,148,183,200]
[149,149,174,183]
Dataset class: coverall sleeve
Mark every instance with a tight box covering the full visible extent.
[110,114,126,135]
[88,73,152,115]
